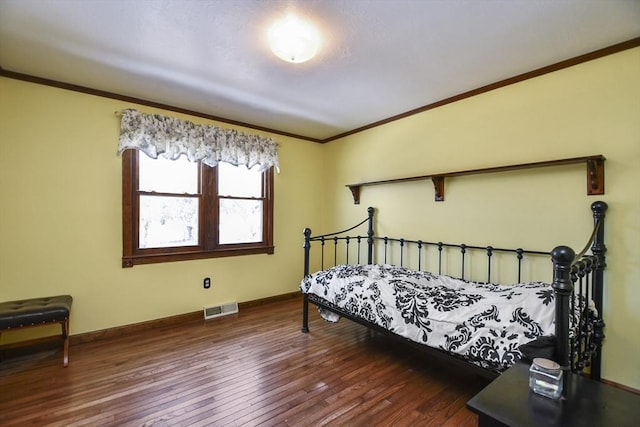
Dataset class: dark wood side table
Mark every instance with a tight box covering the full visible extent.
[466,361,640,427]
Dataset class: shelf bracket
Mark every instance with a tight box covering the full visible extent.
[586,158,605,195]
[348,185,361,204]
[432,176,445,202]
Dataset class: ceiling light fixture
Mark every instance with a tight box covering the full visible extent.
[268,14,320,64]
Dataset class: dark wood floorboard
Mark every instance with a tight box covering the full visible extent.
[0,297,489,426]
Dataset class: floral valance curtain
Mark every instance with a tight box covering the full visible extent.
[117,109,279,171]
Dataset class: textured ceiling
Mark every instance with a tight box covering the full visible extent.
[1,0,639,141]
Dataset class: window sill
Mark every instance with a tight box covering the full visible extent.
[122,246,275,268]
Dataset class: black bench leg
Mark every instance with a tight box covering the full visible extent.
[62,319,69,367]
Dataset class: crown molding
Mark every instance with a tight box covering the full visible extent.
[2,37,638,143]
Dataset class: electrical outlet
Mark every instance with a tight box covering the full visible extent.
[204,277,211,289]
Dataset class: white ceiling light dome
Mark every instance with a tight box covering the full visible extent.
[268,14,321,64]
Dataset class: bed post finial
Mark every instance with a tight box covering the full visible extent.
[551,245,575,371]
[591,200,608,214]
[367,207,375,264]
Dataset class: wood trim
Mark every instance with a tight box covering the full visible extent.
[262,167,275,250]
[0,68,323,144]
[601,378,640,396]
[238,291,300,310]
[0,319,69,367]
[202,164,217,249]
[68,292,299,346]
[0,335,64,360]
[0,334,61,351]
[2,38,638,143]
[322,37,640,143]
[122,245,276,267]
[70,311,202,346]
[121,149,135,267]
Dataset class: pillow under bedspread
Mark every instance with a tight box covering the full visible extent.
[300,264,557,373]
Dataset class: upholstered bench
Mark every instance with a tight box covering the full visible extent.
[0,295,73,367]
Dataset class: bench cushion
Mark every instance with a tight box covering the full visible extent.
[0,295,73,330]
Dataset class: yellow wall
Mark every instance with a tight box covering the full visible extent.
[0,77,324,336]
[323,48,640,389]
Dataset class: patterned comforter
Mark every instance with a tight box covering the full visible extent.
[300,264,557,372]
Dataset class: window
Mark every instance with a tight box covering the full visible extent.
[122,149,274,267]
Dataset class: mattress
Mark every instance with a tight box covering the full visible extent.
[301,264,558,372]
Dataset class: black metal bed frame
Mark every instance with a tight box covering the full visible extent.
[301,201,608,380]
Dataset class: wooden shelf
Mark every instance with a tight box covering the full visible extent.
[346,155,605,204]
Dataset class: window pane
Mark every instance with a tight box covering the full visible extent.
[139,195,199,248]
[139,154,198,194]
[219,199,263,244]
[218,163,262,197]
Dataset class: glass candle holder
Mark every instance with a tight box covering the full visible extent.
[529,358,563,400]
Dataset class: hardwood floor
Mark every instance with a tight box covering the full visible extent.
[0,297,489,426]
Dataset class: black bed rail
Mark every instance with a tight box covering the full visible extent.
[303,207,374,279]
[551,201,607,380]
[372,237,549,283]
[304,230,549,285]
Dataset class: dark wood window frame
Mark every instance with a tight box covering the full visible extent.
[122,149,274,268]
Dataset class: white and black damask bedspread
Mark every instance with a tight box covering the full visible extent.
[300,264,557,372]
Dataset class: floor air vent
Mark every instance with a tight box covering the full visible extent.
[203,302,238,320]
